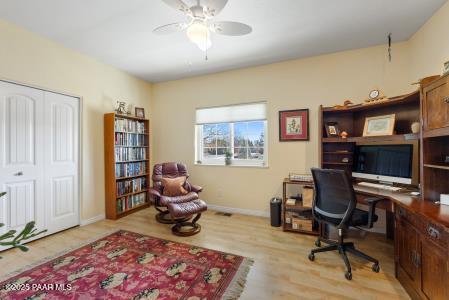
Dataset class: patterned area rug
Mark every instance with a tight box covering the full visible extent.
[0,230,253,299]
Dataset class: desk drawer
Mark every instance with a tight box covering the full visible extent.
[418,220,448,249]
[396,205,449,248]
[396,205,418,227]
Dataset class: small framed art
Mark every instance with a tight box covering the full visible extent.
[324,122,340,137]
[279,109,309,141]
[135,107,145,118]
[363,114,395,137]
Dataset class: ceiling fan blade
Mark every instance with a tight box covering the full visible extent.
[203,0,228,17]
[153,22,187,35]
[161,0,191,14]
[210,21,252,36]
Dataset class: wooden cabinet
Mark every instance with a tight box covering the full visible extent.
[395,204,449,300]
[420,239,448,300]
[423,75,449,131]
[396,217,420,285]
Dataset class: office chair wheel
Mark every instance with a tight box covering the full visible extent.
[314,239,321,247]
[308,253,315,261]
[372,263,380,273]
[345,271,352,280]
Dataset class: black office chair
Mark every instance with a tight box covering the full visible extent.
[308,168,382,280]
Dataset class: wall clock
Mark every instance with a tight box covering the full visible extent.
[369,89,380,100]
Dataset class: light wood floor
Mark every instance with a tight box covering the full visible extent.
[0,208,410,300]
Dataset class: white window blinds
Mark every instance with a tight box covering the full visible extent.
[196,102,266,124]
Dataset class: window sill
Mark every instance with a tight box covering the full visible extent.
[194,162,269,169]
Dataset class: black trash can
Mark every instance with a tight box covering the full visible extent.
[270,197,282,227]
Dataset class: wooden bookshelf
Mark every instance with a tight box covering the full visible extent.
[104,113,150,220]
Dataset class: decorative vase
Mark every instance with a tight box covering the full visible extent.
[411,122,420,134]
[225,158,232,166]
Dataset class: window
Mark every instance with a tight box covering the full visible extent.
[195,103,267,167]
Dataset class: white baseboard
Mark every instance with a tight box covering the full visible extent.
[80,214,105,226]
[208,204,269,218]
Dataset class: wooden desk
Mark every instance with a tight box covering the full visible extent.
[354,184,449,299]
[354,185,418,239]
[354,185,449,228]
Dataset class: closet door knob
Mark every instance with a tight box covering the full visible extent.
[443,96,449,104]
[13,171,23,176]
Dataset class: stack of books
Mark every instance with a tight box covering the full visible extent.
[115,162,146,178]
[116,177,147,196]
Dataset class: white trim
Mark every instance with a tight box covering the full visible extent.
[80,214,105,226]
[208,204,269,218]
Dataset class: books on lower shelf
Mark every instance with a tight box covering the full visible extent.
[117,192,146,213]
[115,132,146,146]
[115,162,146,178]
[115,147,146,162]
[115,118,145,134]
[116,177,147,197]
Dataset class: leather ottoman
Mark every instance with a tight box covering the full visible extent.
[167,199,207,236]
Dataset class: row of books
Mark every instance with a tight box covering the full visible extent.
[117,192,146,213]
[115,118,146,134]
[115,147,146,162]
[116,177,147,197]
[115,162,146,178]
[115,132,146,146]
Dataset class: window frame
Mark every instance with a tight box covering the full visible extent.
[195,120,268,167]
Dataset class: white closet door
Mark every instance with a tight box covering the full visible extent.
[0,82,46,250]
[44,91,79,234]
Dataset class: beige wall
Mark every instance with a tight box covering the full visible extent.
[152,42,414,213]
[1,1,448,218]
[0,19,152,221]
[152,1,449,214]
[408,1,449,80]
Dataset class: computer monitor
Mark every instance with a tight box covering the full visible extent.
[352,141,419,185]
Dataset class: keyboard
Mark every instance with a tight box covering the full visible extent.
[357,182,403,192]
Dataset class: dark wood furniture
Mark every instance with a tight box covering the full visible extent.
[104,113,150,220]
[282,179,319,235]
[354,185,449,300]
[421,74,449,203]
[319,90,421,177]
[318,75,449,299]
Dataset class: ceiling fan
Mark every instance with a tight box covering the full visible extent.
[154,0,252,52]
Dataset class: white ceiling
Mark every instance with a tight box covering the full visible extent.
[0,0,446,82]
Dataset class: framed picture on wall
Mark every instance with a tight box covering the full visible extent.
[279,109,309,141]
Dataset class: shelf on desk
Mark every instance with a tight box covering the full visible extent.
[283,223,319,236]
[322,134,419,143]
[424,163,449,171]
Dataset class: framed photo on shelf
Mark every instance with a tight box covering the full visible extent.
[135,107,145,118]
[363,114,395,137]
[324,122,340,137]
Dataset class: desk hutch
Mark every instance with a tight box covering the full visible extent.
[319,73,449,300]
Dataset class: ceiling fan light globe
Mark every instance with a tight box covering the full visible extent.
[186,23,212,51]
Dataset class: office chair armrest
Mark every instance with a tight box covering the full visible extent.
[365,197,383,228]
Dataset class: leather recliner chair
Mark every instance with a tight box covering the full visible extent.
[149,162,203,224]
